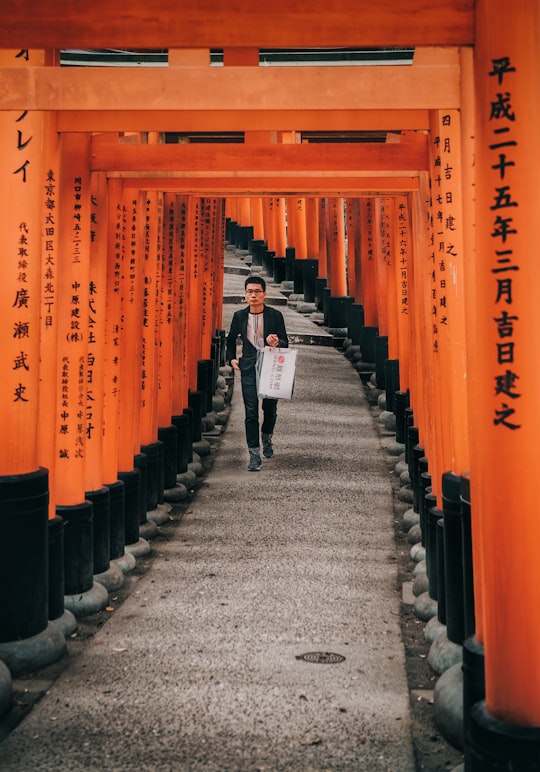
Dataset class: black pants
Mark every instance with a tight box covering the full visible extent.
[240,363,278,449]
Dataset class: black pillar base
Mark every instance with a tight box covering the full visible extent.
[442,471,465,645]
[48,515,65,622]
[58,499,94,596]
[463,636,485,769]
[118,468,141,546]
[85,486,111,576]
[468,701,540,771]
[188,390,203,443]
[140,442,163,513]
[172,413,191,474]
[158,425,177,489]
[375,335,389,389]
[107,479,125,561]
[327,295,353,329]
[0,467,49,642]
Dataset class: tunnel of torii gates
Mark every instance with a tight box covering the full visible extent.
[0,0,540,760]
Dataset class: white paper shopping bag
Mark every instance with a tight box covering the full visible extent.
[257,347,297,400]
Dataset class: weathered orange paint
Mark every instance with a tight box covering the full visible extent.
[0,62,461,114]
[90,140,429,174]
[0,1,475,49]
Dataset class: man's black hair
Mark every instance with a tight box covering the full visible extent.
[245,276,266,291]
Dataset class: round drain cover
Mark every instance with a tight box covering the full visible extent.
[296,651,345,664]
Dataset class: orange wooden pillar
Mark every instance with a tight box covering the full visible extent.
[325,197,350,330]
[116,186,147,547]
[101,178,130,567]
[186,196,203,390]
[262,197,276,255]
[356,197,379,365]
[140,190,161,453]
[327,197,348,297]
[0,49,54,650]
[428,107,473,658]
[54,132,109,610]
[346,198,361,304]
[317,198,329,280]
[306,197,319,259]
[380,197,400,400]
[84,170,114,579]
[409,176,442,502]
[287,197,308,258]
[274,197,287,257]
[250,197,264,241]
[393,196,413,394]
[185,196,206,440]
[466,1,540,753]
[170,194,192,474]
[211,198,226,335]
[459,45,487,686]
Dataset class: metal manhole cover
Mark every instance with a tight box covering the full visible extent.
[296,652,346,664]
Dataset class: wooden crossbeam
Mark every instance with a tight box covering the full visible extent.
[90,140,429,173]
[0,60,460,112]
[117,175,420,195]
[2,0,474,48]
[58,109,431,133]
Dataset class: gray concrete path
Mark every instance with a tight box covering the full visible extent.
[0,254,415,771]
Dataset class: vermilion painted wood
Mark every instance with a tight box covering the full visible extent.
[89,140,428,173]
[0,0,474,49]
[54,133,92,505]
[359,198,378,327]
[473,0,540,726]
[101,179,124,487]
[0,62,461,112]
[84,171,108,493]
[118,176,421,196]
[58,109,431,134]
[327,198,347,297]
[0,51,43,476]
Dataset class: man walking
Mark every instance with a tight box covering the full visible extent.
[226,276,289,471]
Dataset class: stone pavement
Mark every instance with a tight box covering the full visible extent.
[0,251,417,771]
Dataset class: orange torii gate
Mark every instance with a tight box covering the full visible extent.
[1,1,540,766]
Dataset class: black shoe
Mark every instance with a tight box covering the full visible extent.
[262,438,274,458]
[247,450,262,471]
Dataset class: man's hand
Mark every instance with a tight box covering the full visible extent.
[266,334,279,347]
[231,358,240,370]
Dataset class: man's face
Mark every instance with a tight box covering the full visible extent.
[245,283,266,310]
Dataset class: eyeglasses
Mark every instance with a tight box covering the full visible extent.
[246,289,264,295]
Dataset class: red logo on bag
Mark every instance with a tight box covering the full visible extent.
[278,355,285,363]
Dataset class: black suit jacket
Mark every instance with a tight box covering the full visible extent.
[226,305,289,366]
